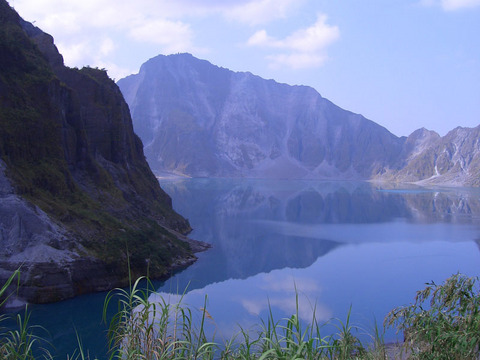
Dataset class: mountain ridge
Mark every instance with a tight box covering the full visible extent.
[118,53,479,187]
[118,53,406,180]
[377,125,480,186]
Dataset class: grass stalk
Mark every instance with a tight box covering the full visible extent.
[4,271,480,359]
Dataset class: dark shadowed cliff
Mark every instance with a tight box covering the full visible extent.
[0,1,205,304]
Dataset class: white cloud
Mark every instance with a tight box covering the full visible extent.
[12,0,206,71]
[55,40,92,66]
[441,0,480,10]
[281,14,340,52]
[97,62,136,82]
[260,274,320,293]
[267,53,328,70]
[55,39,132,79]
[418,0,436,6]
[247,29,272,46]
[247,14,339,69]
[41,12,82,34]
[15,0,198,46]
[14,0,294,30]
[128,19,195,53]
[238,273,331,322]
[99,37,115,57]
[419,0,480,10]
[224,0,301,25]
[10,0,335,74]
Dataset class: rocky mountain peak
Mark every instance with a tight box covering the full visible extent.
[118,53,480,187]
[403,127,441,158]
[118,53,404,180]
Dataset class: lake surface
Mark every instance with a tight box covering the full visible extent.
[5,178,480,358]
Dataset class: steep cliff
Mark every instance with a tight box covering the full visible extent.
[118,53,405,179]
[0,1,203,304]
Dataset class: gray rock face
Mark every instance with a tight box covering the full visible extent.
[0,160,126,306]
[118,54,405,180]
[377,126,480,187]
[119,53,480,187]
[0,161,71,258]
[0,160,83,305]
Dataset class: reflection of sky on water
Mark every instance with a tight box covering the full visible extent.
[10,179,480,359]
[154,240,480,343]
[256,220,480,244]
[155,178,480,343]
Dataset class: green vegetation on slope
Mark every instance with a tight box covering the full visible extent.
[0,0,193,289]
[0,0,67,197]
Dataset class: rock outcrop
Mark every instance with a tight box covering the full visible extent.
[377,126,480,187]
[118,53,405,180]
[0,1,206,304]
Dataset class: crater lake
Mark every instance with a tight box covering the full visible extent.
[6,178,480,359]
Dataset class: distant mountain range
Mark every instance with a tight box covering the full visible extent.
[118,53,480,187]
[377,126,480,186]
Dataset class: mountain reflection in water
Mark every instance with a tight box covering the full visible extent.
[160,179,480,291]
[7,179,480,359]
[156,179,480,342]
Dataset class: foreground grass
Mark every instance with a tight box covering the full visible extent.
[2,273,480,359]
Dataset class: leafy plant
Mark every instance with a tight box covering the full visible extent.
[329,306,367,360]
[103,276,218,359]
[0,269,20,308]
[21,268,480,359]
[386,273,480,359]
[0,308,52,360]
[251,294,333,359]
[0,270,53,360]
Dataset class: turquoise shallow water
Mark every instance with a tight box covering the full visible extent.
[4,179,480,358]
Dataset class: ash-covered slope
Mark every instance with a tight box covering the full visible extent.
[118,53,405,179]
[119,53,480,187]
[377,126,480,187]
[0,1,205,304]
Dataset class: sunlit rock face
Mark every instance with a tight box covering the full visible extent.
[377,126,480,187]
[119,53,480,187]
[118,53,405,180]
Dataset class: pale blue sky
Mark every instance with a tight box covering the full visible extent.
[11,0,480,137]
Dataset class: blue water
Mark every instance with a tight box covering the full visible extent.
[3,179,480,358]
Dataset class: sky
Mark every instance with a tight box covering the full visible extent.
[9,0,480,137]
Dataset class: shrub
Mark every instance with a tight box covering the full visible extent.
[6,270,480,359]
[385,273,480,359]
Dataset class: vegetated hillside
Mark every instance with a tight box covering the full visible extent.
[118,53,406,179]
[0,0,205,304]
